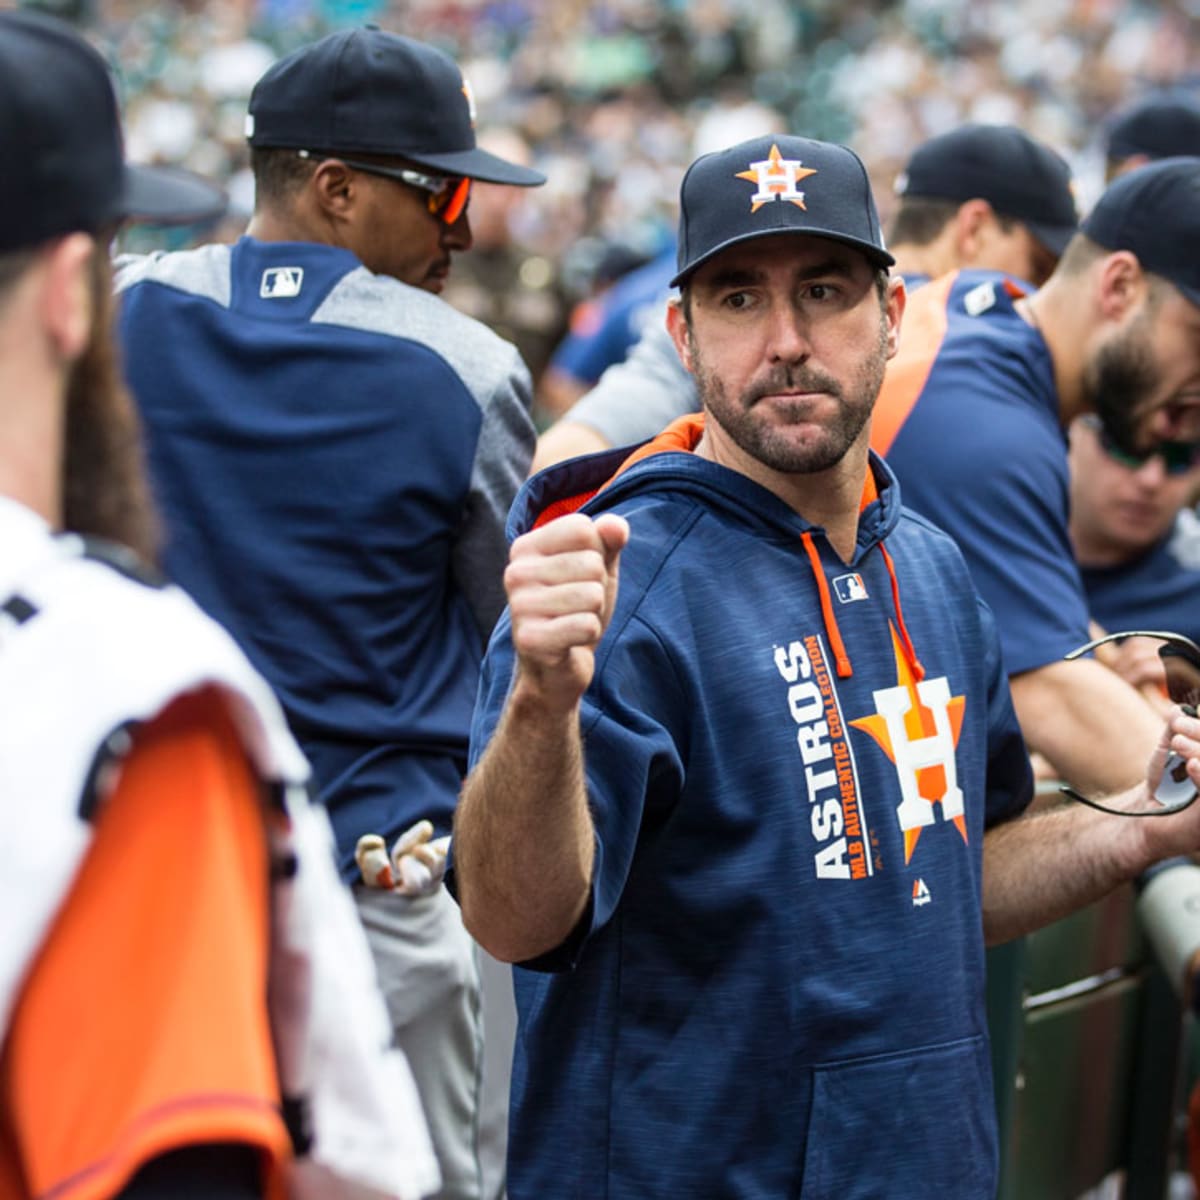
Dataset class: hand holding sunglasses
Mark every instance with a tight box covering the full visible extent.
[1060,629,1200,815]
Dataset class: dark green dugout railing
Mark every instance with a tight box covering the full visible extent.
[987,860,1200,1199]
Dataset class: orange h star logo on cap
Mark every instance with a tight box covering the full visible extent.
[736,143,818,212]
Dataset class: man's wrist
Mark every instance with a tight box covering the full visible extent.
[508,667,585,724]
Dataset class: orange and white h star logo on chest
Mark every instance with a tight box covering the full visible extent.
[736,143,818,212]
[849,623,967,865]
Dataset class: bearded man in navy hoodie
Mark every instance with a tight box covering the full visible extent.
[451,134,1200,1199]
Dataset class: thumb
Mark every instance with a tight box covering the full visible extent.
[595,513,630,565]
[594,513,629,625]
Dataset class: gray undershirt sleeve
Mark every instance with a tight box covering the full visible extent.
[562,318,699,449]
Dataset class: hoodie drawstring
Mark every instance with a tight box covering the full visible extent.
[800,532,852,679]
[799,533,926,684]
[879,543,925,682]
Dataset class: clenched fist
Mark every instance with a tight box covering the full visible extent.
[505,512,630,711]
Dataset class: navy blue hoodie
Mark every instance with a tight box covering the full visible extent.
[469,428,1032,1199]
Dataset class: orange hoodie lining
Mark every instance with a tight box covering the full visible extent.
[531,414,706,531]
[536,414,876,528]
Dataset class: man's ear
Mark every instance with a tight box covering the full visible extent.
[884,274,906,359]
[1095,250,1148,323]
[953,198,993,260]
[39,233,94,361]
[310,158,358,221]
[665,297,693,373]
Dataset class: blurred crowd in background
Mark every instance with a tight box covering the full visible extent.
[12,0,1200,389]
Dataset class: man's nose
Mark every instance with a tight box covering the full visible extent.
[1132,452,1169,488]
[766,302,811,362]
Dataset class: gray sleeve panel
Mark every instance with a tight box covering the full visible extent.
[112,245,232,306]
[314,269,535,639]
[313,268,531,404]
[453,370,535,638]
[564,319,699,448]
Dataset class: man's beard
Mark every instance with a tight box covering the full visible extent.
[1086,313,1161,458]
[61,249,159,564]
[691,315,889,475]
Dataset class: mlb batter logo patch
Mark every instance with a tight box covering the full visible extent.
[833,573,868,603]
[736,143,817,212]
[963,280,997,316]
[260,267,304,299]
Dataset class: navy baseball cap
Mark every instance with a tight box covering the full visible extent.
[894,124,1078,256]
[1107,94,1200,163]
[0,10,226,254]
[670,135,894,288]
[1081,156,1200,309]
[246,27,545,187]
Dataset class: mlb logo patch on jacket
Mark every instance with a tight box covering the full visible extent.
[260,267,304,298]
[834,573,868,603]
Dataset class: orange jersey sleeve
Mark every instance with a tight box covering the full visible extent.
[0,688,291,1200]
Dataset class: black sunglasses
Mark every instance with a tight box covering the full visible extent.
[1079,414,1200,476]
[1060,629,1200,815]
[296,151,471,225]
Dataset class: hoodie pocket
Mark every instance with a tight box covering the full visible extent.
[799,1034,996,1200]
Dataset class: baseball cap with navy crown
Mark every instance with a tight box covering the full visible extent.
[1107,94,1200,164]
[894,124,1078,256]
[670,135,894,288]
[1081,156,1200,309]
[0,9,227,254]
[246,26,545,187]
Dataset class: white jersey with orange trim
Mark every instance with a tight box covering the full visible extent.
[0,495,439,1200]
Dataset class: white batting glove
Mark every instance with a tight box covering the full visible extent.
[355,821,451,897]
[355,833,397,889]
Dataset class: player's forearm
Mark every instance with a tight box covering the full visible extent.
[981,798,1146,944]
[1009,656,1162,796]
[531,419,610,475]
[454,682,595,963]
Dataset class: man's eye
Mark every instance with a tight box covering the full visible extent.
[807,283,833,301]
[724,292,750,309]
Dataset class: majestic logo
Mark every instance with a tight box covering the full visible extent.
[912,878,931,907]
[260,267,304,299]
[850,623,966,864]
[834,573,868,604]
[736,143,817,213]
